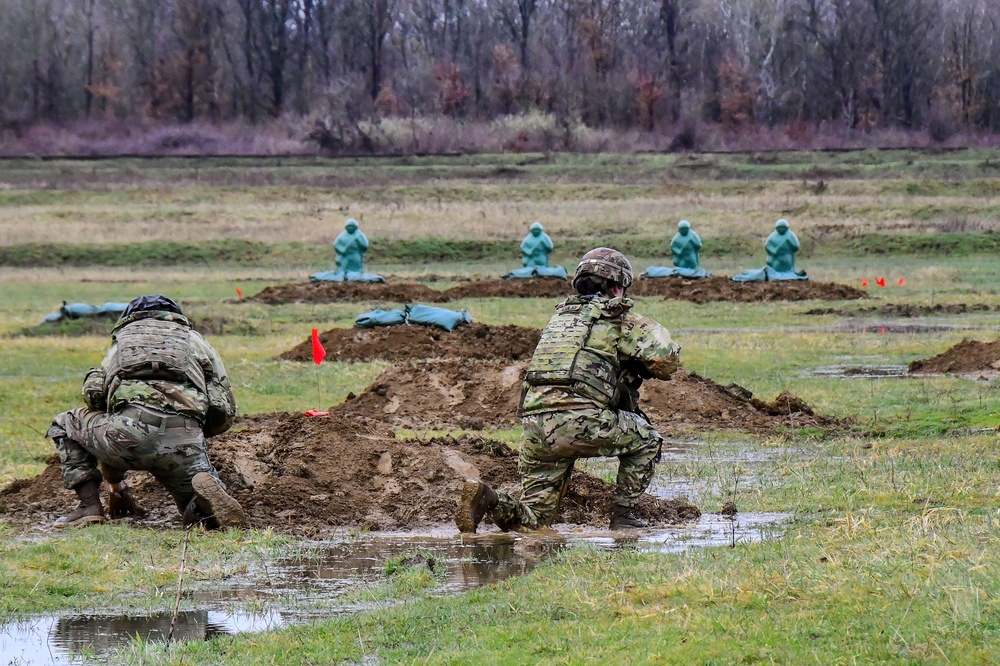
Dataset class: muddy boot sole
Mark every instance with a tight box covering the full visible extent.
[54,512,106,528]
[192,472,247,529]
[456,480,485,534]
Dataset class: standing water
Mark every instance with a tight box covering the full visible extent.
[0,514,787,665]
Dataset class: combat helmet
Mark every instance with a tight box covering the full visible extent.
[573,247,634,292]
[120,294,183,320]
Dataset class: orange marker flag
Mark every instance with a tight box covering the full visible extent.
[236,288,243,298]
[876,277,886,287]
[311,328,326,365]
[861,279,868,287]
[304,409,331,417]
[898,278,905,286]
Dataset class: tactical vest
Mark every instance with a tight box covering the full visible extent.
[106,317,207,395]
[522,300,621,409]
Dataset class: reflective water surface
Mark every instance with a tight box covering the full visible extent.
[0,513,788,665]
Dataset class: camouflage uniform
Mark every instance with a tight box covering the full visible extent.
[490,294,680,530]
[47,310,237,511]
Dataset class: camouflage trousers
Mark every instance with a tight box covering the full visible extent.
[491,408,662,530]
[47,404,220,512]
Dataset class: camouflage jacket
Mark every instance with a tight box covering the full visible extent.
[81,311,237,434]
[520,295,680,415]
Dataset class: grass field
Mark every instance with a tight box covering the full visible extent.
[2,152,1000,664]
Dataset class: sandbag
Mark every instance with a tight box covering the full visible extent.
[730,267,808,283]
[643,266,710,279]
[311,270,386,283]
[98,302,128,316]
[407,304,473,331]
[355,308,408,328]
[502,266,568,280]
[60,303,100,319]
[41,301,128,325]
[535,266,568,279]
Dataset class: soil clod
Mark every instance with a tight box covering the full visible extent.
[280,324,541,362]
[909,338,1000,374]
[248,281,449,305]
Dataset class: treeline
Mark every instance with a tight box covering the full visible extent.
[2,0,999,150]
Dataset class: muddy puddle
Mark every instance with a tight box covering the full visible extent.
[0,515,788,665]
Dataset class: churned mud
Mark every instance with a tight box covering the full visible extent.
[247,276,865,305]
[444,278,574,299]
[280,324,541,362]
[909,338,1000,374]
[631,276,867,303]
[247,281,450,305]
[0,413,698,536]
[343,359,845,436]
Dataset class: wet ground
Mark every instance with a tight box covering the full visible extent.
[1,514,789,665]
[808,364,910,379]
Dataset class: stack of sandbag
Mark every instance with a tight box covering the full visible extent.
[355,303,473,331]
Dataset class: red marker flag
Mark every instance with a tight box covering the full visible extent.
[876,277,886,287]
[861,279,868,287]
[311,328,326,365]
[236,288,243,298]
[898,278,905,286]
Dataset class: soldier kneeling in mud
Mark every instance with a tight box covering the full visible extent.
[457,248,681,532]
[45,295,246,529]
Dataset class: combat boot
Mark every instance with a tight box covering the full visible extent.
[456,480,498,533]
[609,505,648,529]
[54,480,106,527]
[190,472,247,529]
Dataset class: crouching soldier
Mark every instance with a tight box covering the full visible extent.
[46,294,246,529]
[457,248,681,532]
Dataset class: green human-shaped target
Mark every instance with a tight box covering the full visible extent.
[671,220,703,271]
[765,219,799,273]
[334,219,369,273]
[520,222,554,268]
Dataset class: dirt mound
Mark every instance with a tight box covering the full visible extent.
[347,359,845,436]
[14,315,258,338]
[0,414,698,536]
[345,358,524,430]
[631,276,867,303]
[803,303,993,317]
[640,373,842,433]
[280,324,540,362]
[445,278,574,299]
[248,281,449,305]
[908,338,1000,374]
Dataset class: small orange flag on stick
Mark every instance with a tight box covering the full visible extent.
[861,279,867,287]
[311,328,326,365]
[898,278,905,286]
[236,288,243,298]
[876,277,886,287]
